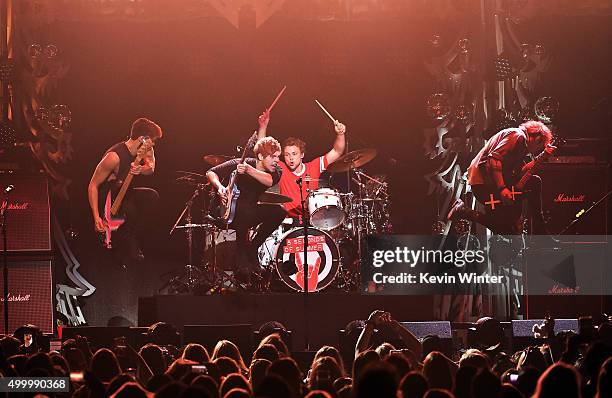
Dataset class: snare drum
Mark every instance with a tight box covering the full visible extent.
[308,188,345,230]
[273,227,340,292]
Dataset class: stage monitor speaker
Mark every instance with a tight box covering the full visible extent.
[400,321,452,339]
[62,326,146,350]
[183,324,253,359]
[539,163,609,235]
[0,174,51,252]
[511,318,579,337]
[511,319,578,351]
[0,259,53,334]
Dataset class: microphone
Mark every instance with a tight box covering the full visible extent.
[3,185,13,194]
[296,177,302,185]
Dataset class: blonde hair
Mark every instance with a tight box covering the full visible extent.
[519,120,553,144]
[254,137,281,158]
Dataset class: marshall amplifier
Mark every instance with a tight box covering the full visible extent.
[0,174,51,252]
[0,258,54,334]
[539,163,609,235]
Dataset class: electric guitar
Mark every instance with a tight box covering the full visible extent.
[100,137,152,249]
[480,136,565,210]
[217,132,259,228]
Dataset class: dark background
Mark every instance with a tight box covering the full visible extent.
[41,9,611,326]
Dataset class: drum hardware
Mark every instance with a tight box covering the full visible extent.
[163,177,247,294]
[165,182,215,294]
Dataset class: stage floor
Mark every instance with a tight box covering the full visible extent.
[138,293,436,350]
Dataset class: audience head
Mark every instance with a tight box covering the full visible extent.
[90,348,121,383]
[212,340,247,372]
[399,371,429,398]
[533,362,581,398]
[422,351,453,391]
[182,343,210,364]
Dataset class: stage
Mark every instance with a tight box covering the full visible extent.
[139,293,437,349]
[137,292,609,351]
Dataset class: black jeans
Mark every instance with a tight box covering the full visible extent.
[471,175,546,235]
[117,187,160,253]
[230,202,287,271]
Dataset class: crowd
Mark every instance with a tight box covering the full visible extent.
[1,310,611,398]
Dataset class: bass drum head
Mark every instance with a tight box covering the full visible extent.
[274,227,340,292]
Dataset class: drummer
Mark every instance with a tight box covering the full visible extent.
[257,110,346,223]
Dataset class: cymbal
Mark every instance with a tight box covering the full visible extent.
[176,170,205,178]
[326,148,378,173]
[258,191,292,204]
[203,155,232,166]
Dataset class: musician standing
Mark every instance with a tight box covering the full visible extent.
[206,136,286,281]
[448,120,556,235]
[88,117,163,263]
[257,110,347,220]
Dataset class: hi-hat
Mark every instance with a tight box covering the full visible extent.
[326,148,378,173]
[258,192,292,204]
[203,155,232,166]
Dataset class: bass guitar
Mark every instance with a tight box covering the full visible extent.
[100,136,152,248]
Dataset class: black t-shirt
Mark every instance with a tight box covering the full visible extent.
[208,158,282,206]
[468,128,529,186]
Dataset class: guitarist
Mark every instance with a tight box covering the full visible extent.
[206,136,286,281]
[448,120,556,235]
[88,117,163,262]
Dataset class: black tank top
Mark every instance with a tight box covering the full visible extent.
[105,142,133,184]
[98,142,135,213]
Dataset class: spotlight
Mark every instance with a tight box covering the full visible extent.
[494,57,513,80]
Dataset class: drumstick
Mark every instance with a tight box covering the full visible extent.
[267,85,287,112]
[315,99,337,124]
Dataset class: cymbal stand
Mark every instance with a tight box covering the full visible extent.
[199,190,247,293]
[167,184,208,293]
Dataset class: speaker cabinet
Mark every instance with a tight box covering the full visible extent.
[539,163,609,235]
[0,175,51,252]
[0,259,53,334]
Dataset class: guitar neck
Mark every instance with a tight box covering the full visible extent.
[110,173,134,216]
[226,145,252,191]
[516,150,548,190]
[110,150,145,216]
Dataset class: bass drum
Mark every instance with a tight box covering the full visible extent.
[273,227,340,292]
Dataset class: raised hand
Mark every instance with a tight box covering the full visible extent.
[334,120,346,135]
[258,110,270,129]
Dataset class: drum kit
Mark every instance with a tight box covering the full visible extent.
[162,148,391,294]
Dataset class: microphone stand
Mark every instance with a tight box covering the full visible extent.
[1,187,11,334]
[297,177,310,349]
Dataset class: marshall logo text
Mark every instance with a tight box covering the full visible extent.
[554,193,586,203]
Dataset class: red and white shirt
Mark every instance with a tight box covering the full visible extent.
[278,156,328,217]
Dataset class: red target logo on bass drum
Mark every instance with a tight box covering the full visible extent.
[274,227,340,292]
